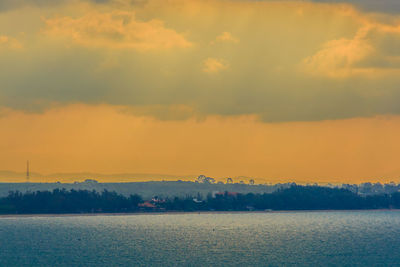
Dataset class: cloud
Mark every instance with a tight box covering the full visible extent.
[302,23,400,77]
[43,10,192,51]
[311,0,400,14]
[202,57,229,73]
[0,0,64,11]
[2,0,400,122]
[0,35,23,50]
[0,0,110,12]
[302,27,373,77]
[211,31,239,44]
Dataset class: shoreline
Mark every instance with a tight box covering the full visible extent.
[1,209,399,218]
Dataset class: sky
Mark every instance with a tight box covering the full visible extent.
[1,0,400,183]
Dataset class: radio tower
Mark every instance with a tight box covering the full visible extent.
[26,160,30,183]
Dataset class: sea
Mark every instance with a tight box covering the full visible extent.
[0,211,400,266]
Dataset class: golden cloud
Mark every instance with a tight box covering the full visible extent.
[302,20,400,78]
[0,35,22,50]
[43,10,192,51]
[3,0,400,122]
[211,31,239,44]
[202,57,229,73]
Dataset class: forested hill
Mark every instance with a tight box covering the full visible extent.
[0,180,278,199]
[0,180,398,200]
[1,186,400,214]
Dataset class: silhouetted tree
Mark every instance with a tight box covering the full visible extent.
[1,185,400,214]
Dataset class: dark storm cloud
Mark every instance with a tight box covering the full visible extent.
[311,0,400,14]
[0,0,110,12]
[2,0,400,122]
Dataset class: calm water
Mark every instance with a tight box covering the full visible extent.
[1,211,400,266]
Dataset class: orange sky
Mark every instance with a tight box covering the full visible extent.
[1,104,400,183]
[1,0,400,183]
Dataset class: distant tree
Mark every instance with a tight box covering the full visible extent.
[226,178,233,184]
[0,189,143,214]
[196,175,215,184]
[4,185,400,214]
[249,179,255,185]
[205,177,216,184]
[196,175,206,183]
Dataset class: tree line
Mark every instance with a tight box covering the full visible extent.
[1,186,400,214]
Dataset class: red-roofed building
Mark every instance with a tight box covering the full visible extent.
[138,202,157,209]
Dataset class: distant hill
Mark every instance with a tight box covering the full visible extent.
[0,178,398,200]
[0,180,280,199]
[0,170,270,184]
[0,170,196,183]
